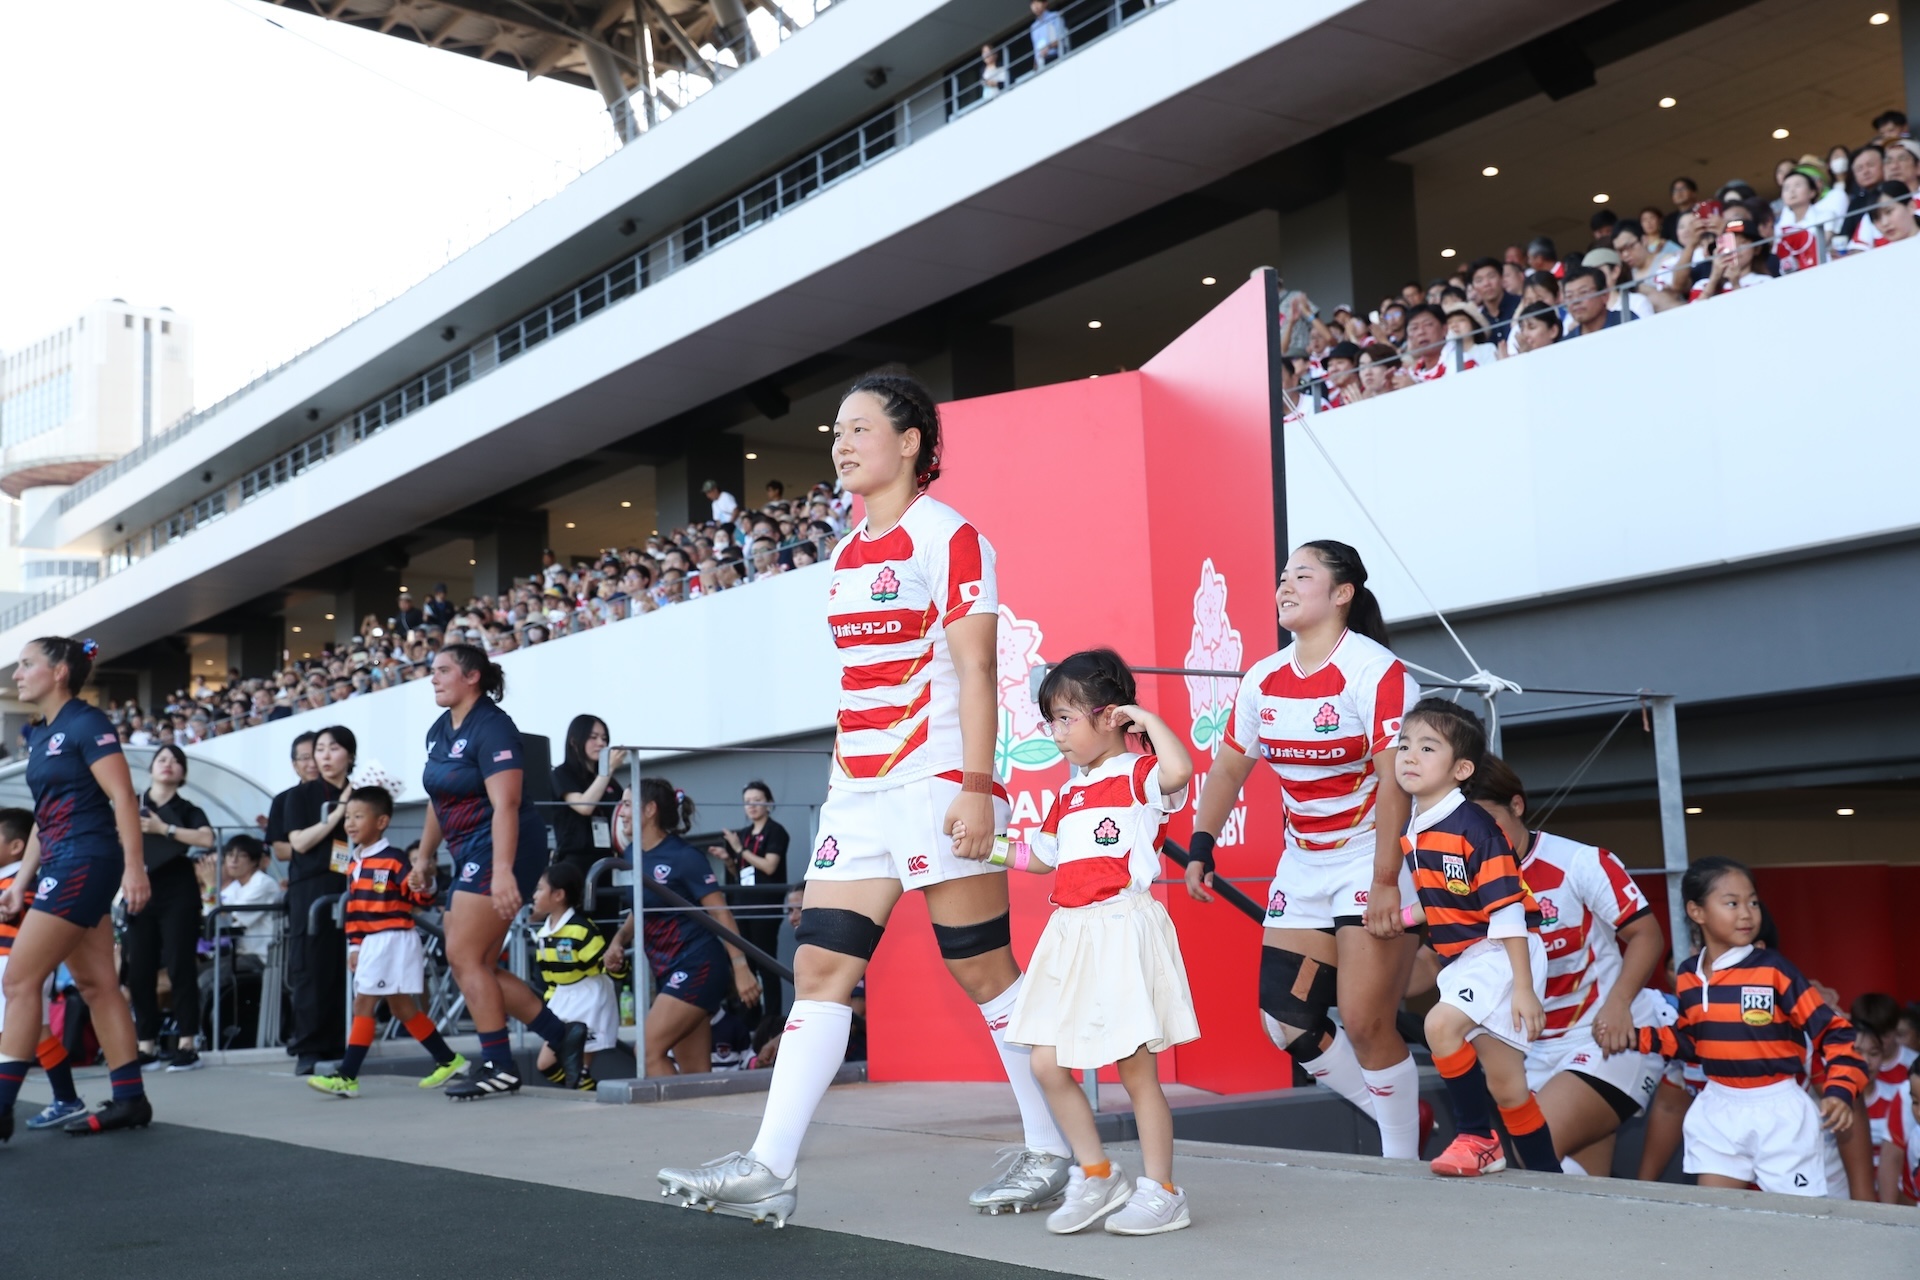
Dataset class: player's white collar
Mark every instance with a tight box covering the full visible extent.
[1701,943,1754,974]
[0,859,20,882]
[1407,787,1466,835]
[536,907,576,938]
[353,838,389,861]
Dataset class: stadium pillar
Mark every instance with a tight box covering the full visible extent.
[1278,152,1418,322]
[472,511,551,598]
[333,550,403,650]
[658,437,744,531]
[137,637,190,713]
[584,42,640,144]
[236,615,284,680]
[948,322,1015,400]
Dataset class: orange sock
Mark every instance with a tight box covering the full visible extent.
[349,1016,376,1048]
[1082,1160,1111,1178]
[403,1013,436,1041]
[1498,1096,1546,1135]
[1161,1181,1177,1193]
[1433,1042,1479,1079]
[35,1036,67,1070]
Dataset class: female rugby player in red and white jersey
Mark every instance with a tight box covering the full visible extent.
[1183,541,1426,1157]
[1470,755,1670,1175]
[658,373,1069,1227]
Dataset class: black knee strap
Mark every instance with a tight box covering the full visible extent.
[1258,946,1338,1029]
[794,907,886,960]
[931,911,1012,960]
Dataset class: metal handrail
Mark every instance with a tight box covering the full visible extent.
[29,0,1177,629]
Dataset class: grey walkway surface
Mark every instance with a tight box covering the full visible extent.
[10,1061,1915,1278]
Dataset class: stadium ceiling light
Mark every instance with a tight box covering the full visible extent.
[468,558,476,566]
[1685,806,1702,814]
[745,451,758,459]
[1591,192,1609,203]
[1772,127,1790,139]
[1440,248,1457,258]
[1871,12,1889,24]
[1201,276,1217,285]
[1658,96,1676,109]
[1481,165,1499,176]
[324,613,335,620]
[817,423,830,432]
[566,521,577,529]
[621,500,633,507]
[1836,807,1856,816]
[303,652,312,658]
[291,625,302,633]
[1087,320,1103,329]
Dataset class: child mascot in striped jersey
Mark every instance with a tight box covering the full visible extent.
[958,649,1201,1236]
[307,787,467,1098]
[0,807,88,1128]
[1394,698,1559,1177]
[529,862,617,1091]
[1632,856,1866,1196]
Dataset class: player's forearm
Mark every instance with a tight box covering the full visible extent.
[1193,751,1253,838]
[1370,765,1410,885]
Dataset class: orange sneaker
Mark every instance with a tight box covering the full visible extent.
[1430,1132,1507,1177]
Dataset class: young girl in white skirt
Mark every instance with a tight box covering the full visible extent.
[957,648,1200,1236]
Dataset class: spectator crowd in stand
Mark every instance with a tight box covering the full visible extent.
[1289,109,1919,410]
[88,479,852,743]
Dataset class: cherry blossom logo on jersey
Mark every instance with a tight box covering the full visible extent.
[1092,817,1121,847]
[1266,889,1287,919]
[1536,896,1559,927]
[869,567,901,603]
[813,836,842,869]
[1184,559,1243,754]
[1312,702,1341,735]
[994,606,1059,780]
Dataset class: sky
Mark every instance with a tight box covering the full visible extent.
[0,0,619,403]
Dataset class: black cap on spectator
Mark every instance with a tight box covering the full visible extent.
[1326,341,1362,365]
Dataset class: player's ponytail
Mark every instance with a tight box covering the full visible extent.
[638,776,695,836]
[441,642,506,701]
[846,370,942,486]
[33,636,97,692]
[1300,540,1389,645]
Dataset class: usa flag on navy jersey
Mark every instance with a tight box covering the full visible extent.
[1223,630,1417,854]
[827,493,996,790]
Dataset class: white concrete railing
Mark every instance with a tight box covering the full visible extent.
[1286,236,1920,623]
[186,562,839,795]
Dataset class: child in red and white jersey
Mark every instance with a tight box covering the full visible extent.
[987,650,1198,1236]
[1876,1061,1919,1203]
[1633,858,1867,1196]
[1469,756,1671,1175]
[1853,992,1920,1144]
[1184,541,1425,1158]
[1394,700,1556,1178]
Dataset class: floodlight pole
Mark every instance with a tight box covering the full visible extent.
[1647,695,1691,962]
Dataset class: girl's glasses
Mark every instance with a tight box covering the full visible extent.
[1046,706,1107,737]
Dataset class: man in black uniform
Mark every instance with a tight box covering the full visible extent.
[265,732,343,1073]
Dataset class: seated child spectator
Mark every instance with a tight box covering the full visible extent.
[531,863,617,1092]
[307,788,468,1098]
[1395,700,1556,1178]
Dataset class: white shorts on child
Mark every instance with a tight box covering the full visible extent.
[805,774,1011,890]
[1683,1078,1827,1196]
[1435,934,1548,1054]
[1006,889,1199,1071]
[0,957,53,1022]
[353,929,426,997]
[547,973,620,1053]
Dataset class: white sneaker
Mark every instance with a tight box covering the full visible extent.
[1045,1164,1132,1235]
[1104,1177,1190,1235]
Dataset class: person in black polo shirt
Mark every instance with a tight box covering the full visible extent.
[125,744,216,1071]
[279,725,357,1073]
[549,714,625,878]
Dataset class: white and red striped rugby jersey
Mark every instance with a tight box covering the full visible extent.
[827,493,997,790]
[1520,831,1654,1040]
[1223,630,1416,855]
[1033,753,1187,908]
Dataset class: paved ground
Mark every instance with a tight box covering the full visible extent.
[8,1058,1915,1278]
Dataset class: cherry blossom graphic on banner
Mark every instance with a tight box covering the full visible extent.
[994,605,1060,780]
[1184,558,1243,755]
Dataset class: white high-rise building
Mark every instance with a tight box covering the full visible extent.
[0,301,194,602]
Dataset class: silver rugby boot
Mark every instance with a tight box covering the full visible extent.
[968,1146,1073,1215]
[658,1151,799,1227]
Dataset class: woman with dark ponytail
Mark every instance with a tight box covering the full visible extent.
[1182,540,1427,1158]
[0,638,154,1137]
[659,370,1071,1227]
[606,778,760,1076]
[407,643,587,1099]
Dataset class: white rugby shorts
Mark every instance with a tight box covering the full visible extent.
[1683,1078,1827,1196]
[1261,837,1414,932]
[352,928,427,997]
[805,774,1011,890]
[1525,988,1673,1111]
[1435,934,1549,1054]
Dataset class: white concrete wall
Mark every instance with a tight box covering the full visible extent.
[186,563,839,794]
[1285,239,1920,623]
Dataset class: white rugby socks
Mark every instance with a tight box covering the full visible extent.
[1281,1021,1375,1119]
[748,1000,851,1178]
[979,976,1070,1157]
[1360,1054,1422,1159]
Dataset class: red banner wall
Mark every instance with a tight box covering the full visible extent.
[864,275,1296,1091]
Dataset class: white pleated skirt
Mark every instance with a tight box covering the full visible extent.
[1005,889,1200,1070]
